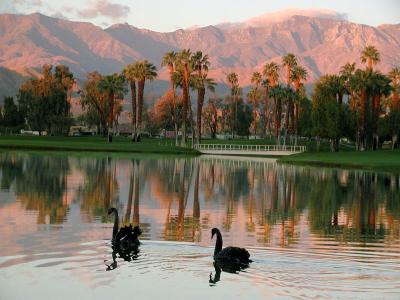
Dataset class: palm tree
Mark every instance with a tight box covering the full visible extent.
[350,69,391,150]
[340,62,356,108]
[361,45,380,70]
[54,65,75,132]
[161,51,179,145]
[251,71,262,88]
[250,72,262,136]
[290,65,308,142]
[340,62,356,80]
[192,51,211,143]
[123,63,139,141]
[388,67,400,148]
[349,69,369,150]
[282,54,297,88]
[98,74,126,143]
[388,67,400,111]
[135,60,157,141]
[291,65,307,93]
[282,54,298,140]
[176,49,192,146]
[192,74,216,143]
[269,84,286,142]
[247,87,260,136]
[263,62,280,87]
[369,71,392,149]
[227,72,239,137]
[262,62,280,138]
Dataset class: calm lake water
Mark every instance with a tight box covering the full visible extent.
[0,151,399,299]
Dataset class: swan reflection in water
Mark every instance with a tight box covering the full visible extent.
[105,207,142,271]
[209,227,251,285]
[209,260,249,286]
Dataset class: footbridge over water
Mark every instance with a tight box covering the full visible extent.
[194,144,306,156]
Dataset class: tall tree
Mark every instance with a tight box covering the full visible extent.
[269,85,286,141]
[54,65,75,101]
[282,54,298,140]
[192,74,216,143]
[203,97,221,138]
[249,71,262,136]
[340,62,356,106]
[98,74,126,143]
[18,64,72,135]
[135,60,157,141]
[192,51,211,144]
[123,63,139,141]
[1,96,24,129]
[176,49,192,146]
[227,72,239,138]
[350,69,391,150]
[369,71,392,149]
[161,51,179,145]
[389,67,400,111]
[361,45,380,70]
[291,65,308,139]
[80,72,109,136]
[262,62,280,138]
[263,62,280,87]
[247,87,261,136]
[282,54,297,88]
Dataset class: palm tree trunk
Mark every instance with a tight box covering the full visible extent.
[253,98,257,137]
[393,93,399,111]
[230,87,235,138]
[130,80,137,142]
[181,65,189,146]
[108,92,114,143]
[360,90,367,150]
[197,88,205,144]
[373,94,380,150]
[212,105,217,138]
[169,65,179,146]
[136,79,145,142]
[275,97,282,144]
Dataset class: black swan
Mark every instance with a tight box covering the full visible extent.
[211,228,251,265]
[108,207,142,249]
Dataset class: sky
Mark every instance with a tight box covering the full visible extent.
[0,0,399,31]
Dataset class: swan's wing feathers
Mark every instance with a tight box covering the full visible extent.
[115,225,134,242]
[219,247,251,261]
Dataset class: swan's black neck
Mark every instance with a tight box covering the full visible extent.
[214,230,223,256]
[111,210,119,241]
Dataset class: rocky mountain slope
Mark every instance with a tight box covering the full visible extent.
[0,11,399,99]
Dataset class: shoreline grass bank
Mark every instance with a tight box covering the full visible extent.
[279,150,400,173]
[0,136,199,155]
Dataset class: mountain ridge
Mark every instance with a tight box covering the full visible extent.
[0,11,399,98]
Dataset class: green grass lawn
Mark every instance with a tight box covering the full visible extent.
[279,150,400,173]
[0,136,199,155]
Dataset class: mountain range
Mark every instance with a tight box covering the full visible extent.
[0,9,399,102]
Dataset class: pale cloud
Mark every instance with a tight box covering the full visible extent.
[77,0,130,21]
[13,0,43,7]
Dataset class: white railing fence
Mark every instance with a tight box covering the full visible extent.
[194,144,306,152]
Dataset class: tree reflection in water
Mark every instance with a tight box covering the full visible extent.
[0,153,70,224]
[0,153,399,247]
